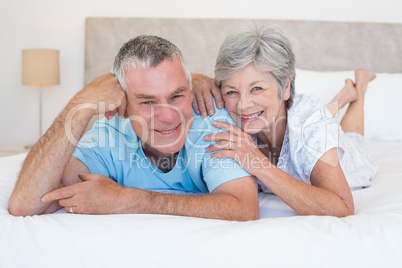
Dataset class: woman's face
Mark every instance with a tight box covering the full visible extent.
[221,63,290,135]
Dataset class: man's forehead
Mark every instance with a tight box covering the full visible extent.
[125,57,189,98]
[134,87,188,99]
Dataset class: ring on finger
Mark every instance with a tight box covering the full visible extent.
[70,207,74,214]
[228,140,232,150]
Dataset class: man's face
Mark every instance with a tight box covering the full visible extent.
[125,57,194,156]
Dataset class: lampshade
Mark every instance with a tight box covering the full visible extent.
[22,49,60,86]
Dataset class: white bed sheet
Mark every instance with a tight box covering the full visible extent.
[1,142,402,267]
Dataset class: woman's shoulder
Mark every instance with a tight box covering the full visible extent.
[289,94,322,113]
[287,94,326,127]
[286,94,341,178]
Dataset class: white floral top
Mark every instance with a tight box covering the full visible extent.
[257,94,377,193]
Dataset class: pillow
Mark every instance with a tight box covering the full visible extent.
[295,69,402,142]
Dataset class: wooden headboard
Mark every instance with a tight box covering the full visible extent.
[84,18,402,86]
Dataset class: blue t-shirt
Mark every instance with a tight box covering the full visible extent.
[73,105,250,193]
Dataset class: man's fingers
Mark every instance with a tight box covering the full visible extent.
[202,89,216,116]
[195,93,208,118]
[58,198,74,208]
[192,98,201,115]
[117,93,127,118]
[78,173,94,182]
[105,110,117,120]
[211,85,224,109]
[42,186,76,203]
[78,173,109,182]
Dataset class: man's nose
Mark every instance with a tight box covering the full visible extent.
[154,104,180,124]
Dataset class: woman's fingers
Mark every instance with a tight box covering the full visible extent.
[206,140,233,153]
[203,131,232,142]
[212,121,243,136]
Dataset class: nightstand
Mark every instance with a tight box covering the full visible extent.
[0,145,30,157]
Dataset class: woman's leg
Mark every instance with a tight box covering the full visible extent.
[326,78,358,117]
[339,69,376,136]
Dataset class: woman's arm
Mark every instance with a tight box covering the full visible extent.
[255,148,354,217]
[204,120,354,217]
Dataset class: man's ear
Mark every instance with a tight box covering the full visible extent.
[282,78,291,101]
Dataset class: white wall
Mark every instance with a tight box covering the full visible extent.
[0,0,401,147]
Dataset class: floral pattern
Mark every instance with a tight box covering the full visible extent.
[257,94,377,193]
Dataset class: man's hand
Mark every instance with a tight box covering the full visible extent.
[70,73,128,119]
[42,174,126,214]
[191,73,224,118]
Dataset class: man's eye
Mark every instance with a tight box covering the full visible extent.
[172,95,183,99]
[141,101,153,105]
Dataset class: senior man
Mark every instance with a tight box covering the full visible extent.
[9,35,259,221]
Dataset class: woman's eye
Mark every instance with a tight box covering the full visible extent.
[252,87,263,91]
[226,90,237,96]
[141,101,153,105]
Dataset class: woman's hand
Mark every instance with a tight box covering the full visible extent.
[203,120,272,175]
[191,73,224,118]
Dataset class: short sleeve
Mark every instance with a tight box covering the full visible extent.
[288,95,344,180]
[72,120,118,181]
[202,156,250,192]
[186,102,251,193]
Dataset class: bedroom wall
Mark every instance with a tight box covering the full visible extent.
[0,0,401,148]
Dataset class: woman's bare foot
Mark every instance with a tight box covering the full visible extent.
[326,79,358,116]
[339,69,375,136]
[337,78,358,109]
[355,69,376,96]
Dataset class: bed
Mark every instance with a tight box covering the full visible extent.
[1,18,402,267]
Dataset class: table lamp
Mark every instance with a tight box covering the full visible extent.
[22,49,60,139]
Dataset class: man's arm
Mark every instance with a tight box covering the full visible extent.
[42,174,260,221]
[8,73,126,216]
[143,175,260,221]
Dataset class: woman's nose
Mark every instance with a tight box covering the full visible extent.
[237,94,254,111]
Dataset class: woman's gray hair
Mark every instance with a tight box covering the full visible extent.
[112,35,191,91]
[215,23,296,109]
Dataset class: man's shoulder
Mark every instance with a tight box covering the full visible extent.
[90,115,137,137]
[78,115,139,151]
[190,103,234,128]
[185,105,235,156]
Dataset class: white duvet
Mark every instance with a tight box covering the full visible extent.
[1,142,402,268]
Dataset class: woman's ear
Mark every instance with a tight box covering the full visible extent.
[282,78,291,101]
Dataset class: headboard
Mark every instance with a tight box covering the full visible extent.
[85,18,402,86]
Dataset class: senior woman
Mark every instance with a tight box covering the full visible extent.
[192,23,377,217]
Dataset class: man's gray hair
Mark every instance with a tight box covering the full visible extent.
[215,23,296,109]
[112,35,191,91]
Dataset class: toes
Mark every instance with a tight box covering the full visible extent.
[345,78,354,86]
[368,72,377,82]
